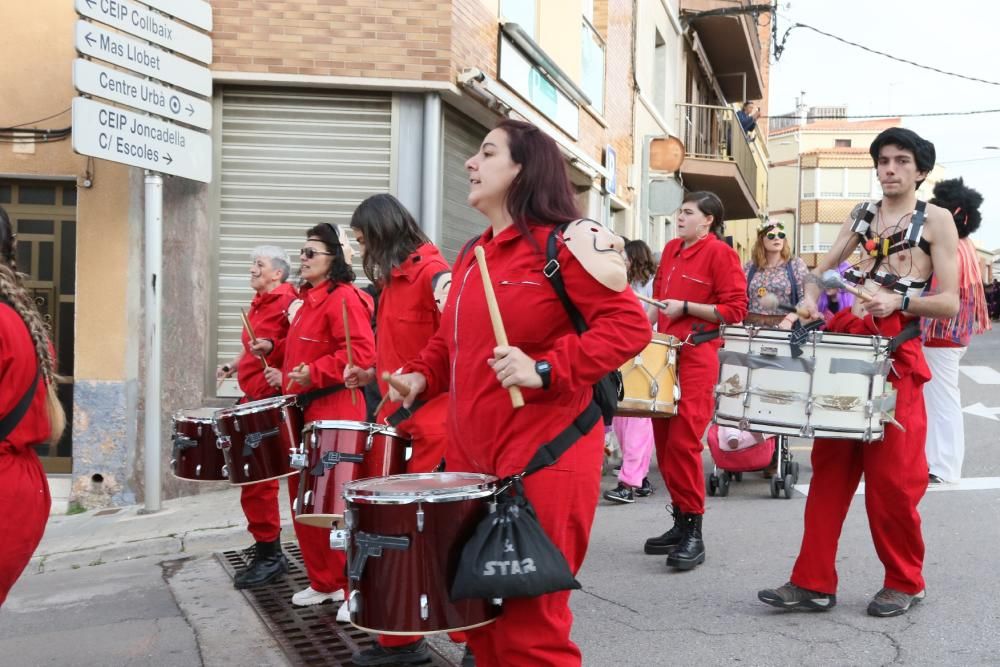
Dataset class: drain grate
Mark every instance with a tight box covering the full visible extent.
[217,543,459,666]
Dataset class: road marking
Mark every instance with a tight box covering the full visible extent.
[797,477,1000,496]
[960,366,1000,384]
[963,403,1000,421]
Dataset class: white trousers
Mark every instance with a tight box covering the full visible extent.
[922,345,967,482]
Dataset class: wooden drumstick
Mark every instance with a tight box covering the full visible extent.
[636,294,667,310]
[286,363,304,391]
[240,308,270,369]
[820,269,872,302]
[381,372,411,398]
[760,293,812,319]
[474,246,525,409]
[342,298,358,406]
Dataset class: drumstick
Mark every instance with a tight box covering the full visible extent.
[819,269,872,302]
[381,371,412,398]
[636,294,667,310]
[286,363,303,391]
[474,246,525,409]
[240,308,270,369]
[342,298,358,406]
[760,293,811,319]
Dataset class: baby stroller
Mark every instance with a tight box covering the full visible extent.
[705,424,800,499]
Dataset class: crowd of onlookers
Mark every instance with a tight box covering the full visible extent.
[986,278,1000,320]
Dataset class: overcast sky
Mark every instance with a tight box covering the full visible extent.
[768,0,1000,252]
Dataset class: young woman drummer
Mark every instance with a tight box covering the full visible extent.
[261,222,375,611]
[643,192,748,571]
[389,119,651,666]
[0,206,66,606]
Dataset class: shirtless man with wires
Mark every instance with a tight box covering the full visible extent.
[758,127,959,618]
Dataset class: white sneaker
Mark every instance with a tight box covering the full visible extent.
[336,600,351,623]
[291,586,345,607]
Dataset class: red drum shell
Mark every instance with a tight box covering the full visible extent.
[214,396,302,485]
[343,472,501,635]
[294,421,408,528]
[171,408,227,482]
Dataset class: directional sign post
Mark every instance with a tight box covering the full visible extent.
[75,0,211,63]
[136,0,212,32]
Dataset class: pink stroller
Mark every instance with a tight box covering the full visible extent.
[706,424,799,499]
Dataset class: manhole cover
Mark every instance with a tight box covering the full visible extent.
[217,543,460,666]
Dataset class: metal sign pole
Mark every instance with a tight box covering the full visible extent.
[143,170,163,513]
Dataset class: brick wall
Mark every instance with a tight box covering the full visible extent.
[451,0,499,80]
[211,0,453,80]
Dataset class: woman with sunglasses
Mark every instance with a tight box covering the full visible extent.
[260,222,376,612]
[744,221,808,328]
[643,191,747,571]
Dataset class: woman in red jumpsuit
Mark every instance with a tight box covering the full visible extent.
[0,206,66,606]
[262,222,375,610]
[642,192,748,570]
[391,119,651,667]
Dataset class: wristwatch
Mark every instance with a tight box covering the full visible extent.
[535,360,552,390]
[901,295,911,313]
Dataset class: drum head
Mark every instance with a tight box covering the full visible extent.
[174,407,219,422]
[343,472,497,504]
[306,420,376,432]
[217,395,295,418]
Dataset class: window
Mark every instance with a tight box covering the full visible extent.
[653,29,667,117]
[818,168,842,198]
[581,18,605,114]
[846,169,870,198]
[801,168,816,198]
[501,0,537,38]
[834,139,852,148]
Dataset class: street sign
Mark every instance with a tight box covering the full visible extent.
[73,59,211,130]
[75,21,211,96]
[72,97,212,183]
[75,0,211,64]
[135,0,212,32]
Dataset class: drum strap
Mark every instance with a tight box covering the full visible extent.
[0,364,40,444]
[295,384,345,409]
[521,401,602,477]
[385,400,426,428]
[887,318,921,354]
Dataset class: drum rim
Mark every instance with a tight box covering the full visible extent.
[721,324,891,347]
[343,472,498,504]
[173,407,221,423]
[215,395,297,419]
[304,420,404,438]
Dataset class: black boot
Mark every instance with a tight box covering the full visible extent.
[644,504,683,555]
[352,639,430,666]
[234,539,288,589]
[666,512,705,571]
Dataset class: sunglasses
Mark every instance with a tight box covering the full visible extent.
[766,232,786,240]
[299,247,334,259]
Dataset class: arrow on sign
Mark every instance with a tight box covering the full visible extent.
[85,32,97,47]
[963,403,1000,421]
[84,0,96,6]
[185,104,194,116]
[164,154,174,165]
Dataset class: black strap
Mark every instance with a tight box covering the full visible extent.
[544,224,588,335]
[295,384,345,409]
[0,365,41,444]
[689,329,721,345]
[521,401,602,477]
[455,235,481,271]
[887,318,922,354]
[386,400,426,428]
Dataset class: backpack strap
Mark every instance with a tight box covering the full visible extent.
[543,224,587,335]
[745,264,758,299]
[785,262,800,306]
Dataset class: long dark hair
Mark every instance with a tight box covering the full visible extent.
[495,119,580,242]
[624,239,656,286]
[683,191,725,240]
[929,177,983,239]
[305,222,355,290]
[349,194,428,286]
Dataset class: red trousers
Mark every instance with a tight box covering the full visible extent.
[240,479,281,543]
[652,342,718,515]
[0,447,50,607]
[450,425,603,667]
[287,472,347,593]
[790,312,930,595]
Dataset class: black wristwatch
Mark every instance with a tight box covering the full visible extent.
[535,360,552,390]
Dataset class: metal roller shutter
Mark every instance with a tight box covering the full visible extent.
[441,107,488,263]
[215,88,391,395]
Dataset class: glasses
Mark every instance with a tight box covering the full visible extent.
[299,247,333,259]
[766,232,786,240]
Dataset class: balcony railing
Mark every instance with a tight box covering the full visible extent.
[676,102,758,196]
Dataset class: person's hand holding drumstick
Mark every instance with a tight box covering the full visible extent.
[385,372,427,409]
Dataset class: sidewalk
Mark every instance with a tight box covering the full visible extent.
[28,482,295,576]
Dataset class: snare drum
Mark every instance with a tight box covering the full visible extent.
[714,325,896,441]
[341,473,501,635]
[213,396,303,485]
[616,333,681,417]
[171,408,226,482]
[292,421,408,528]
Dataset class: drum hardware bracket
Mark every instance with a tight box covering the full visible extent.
[349,590,360,614]
[348,532,411,581]
[289,449,306,469]
[420,594,430,621]
[416,506,425,532]
[329,529,349,551]
[244,463,251,477]
[222,465,229,478]
[170,458,176,472]
[196,464,202,477]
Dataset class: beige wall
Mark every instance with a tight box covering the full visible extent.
[0,4,132,382]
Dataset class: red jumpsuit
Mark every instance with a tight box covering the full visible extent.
[280,280,376,594]
[651,235,748,515]
[237,282,298,545]
[406,223,651,666]
[372,242,453,649]
[790,310,930,596]
[0,304,52,607]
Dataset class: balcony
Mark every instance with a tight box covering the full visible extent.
[680,0,764,100]
[676,103,759,219]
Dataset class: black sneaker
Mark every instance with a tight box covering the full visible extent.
[603,483,635,504]
[928,473,944,484]
[635,477,654,497]
[758,582,836,611]
[352,639,431,666]
[867,587,925,617]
